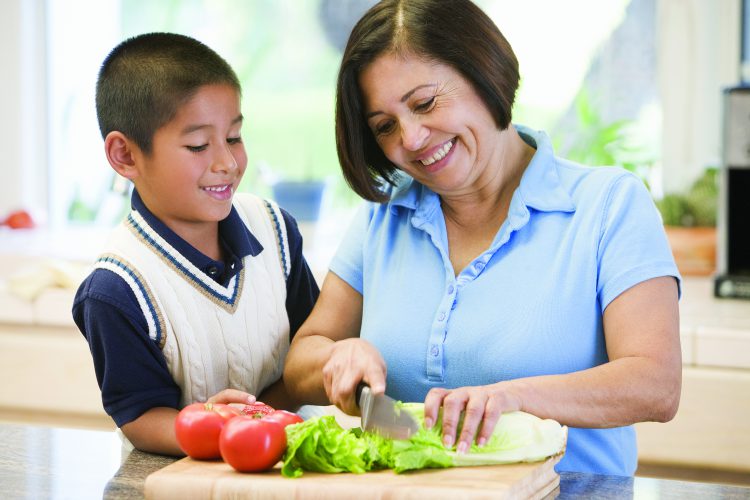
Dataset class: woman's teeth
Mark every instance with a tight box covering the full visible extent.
[420,140,454,166]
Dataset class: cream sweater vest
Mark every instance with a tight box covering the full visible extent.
[94,193,291,407]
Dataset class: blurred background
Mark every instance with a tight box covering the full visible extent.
[0,0,737,234]
[1,0,748,488]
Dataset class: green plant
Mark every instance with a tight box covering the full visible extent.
[555,88,656,187]
[656,168,718,227]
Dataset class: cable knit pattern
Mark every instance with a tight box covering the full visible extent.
[95,193,290,406]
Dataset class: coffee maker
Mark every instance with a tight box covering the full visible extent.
[715,86,750,298]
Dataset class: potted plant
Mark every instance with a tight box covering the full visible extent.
[656,168,718,276]
[556,89,718,277]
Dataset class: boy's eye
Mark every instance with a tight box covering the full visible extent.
[186,144,208,153]
[227,137,243,145]
[414,97,435,113]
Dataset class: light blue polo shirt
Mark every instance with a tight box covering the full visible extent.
[330,125,680,476]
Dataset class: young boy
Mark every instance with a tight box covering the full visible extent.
[72,32,319,456]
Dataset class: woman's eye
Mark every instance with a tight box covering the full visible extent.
[414,97,436,112]
[374,121,395,136]
[186,144,208,153]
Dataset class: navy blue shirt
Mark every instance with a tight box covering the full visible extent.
[72,190,319,427]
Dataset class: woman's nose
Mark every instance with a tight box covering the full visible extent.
[400,119,429,151]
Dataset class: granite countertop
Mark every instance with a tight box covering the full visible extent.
[2,422,749,499]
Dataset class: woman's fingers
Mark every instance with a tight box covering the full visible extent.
[423,387,448,430]
[440,389,469,448]
[322,338,387,415]
[456,393,489,453]
[425,384,511,452]
[475,396,504,447]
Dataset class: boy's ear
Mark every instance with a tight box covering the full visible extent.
[104,131,141,180]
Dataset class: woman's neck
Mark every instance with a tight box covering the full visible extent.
[441,126,535,230]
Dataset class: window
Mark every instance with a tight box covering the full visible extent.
[42,0,736,230]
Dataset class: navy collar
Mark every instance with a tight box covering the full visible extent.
[130,190,263,283]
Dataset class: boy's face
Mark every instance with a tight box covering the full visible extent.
[132,83,247,237]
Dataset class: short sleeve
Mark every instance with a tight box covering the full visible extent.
[596,173,681,309]
[328,202,373,295]
[72,270,181,427]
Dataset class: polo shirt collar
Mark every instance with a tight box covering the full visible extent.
[130,189,262,271]
[515,125,576,213]
[389,125,576,217]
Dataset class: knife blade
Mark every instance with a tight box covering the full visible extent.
[357,384,419,440]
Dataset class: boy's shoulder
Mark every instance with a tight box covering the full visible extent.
[73,263,140,315]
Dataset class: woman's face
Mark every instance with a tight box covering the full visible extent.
[359,52,502,197]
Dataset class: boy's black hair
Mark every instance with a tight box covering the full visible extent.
[96,32,241,154]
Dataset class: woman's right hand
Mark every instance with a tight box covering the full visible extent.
[322,337,387,415]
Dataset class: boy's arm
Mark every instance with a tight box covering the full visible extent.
[121,388,258,456]
[256,377,299,411]
[121,407,183,456]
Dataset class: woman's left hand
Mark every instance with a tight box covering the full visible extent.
[424,383,521,453]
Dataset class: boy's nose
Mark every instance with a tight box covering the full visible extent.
[213,146,239,172]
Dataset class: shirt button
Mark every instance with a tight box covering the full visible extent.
[474,261,485,271]
[230,262,235,269]
[208,266,219,276]
[447,285,454,294]
[438,312,446,321]
[430,345,439,357]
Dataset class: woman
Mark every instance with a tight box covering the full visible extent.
[284,0,681,476]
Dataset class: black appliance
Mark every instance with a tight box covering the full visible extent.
[715,86,750,298]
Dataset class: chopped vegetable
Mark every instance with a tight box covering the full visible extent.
[281,403,566,477]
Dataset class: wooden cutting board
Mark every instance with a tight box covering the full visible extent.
[144,453,562,500]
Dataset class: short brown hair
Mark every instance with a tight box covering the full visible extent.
[335,0,520,202]
[96,32,241,154]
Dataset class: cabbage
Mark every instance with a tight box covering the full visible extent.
[281,404,567,478]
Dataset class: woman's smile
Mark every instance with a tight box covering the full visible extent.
[416,138,456,172]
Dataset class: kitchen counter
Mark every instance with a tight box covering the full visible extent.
[3,423,748,500]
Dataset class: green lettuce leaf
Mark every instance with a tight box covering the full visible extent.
[395,403,567,471]
[281,416,392,478]
[281,405,566,477]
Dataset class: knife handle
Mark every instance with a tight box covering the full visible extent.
[355,382,367,407]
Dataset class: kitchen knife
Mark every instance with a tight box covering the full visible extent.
[356,384,419,440]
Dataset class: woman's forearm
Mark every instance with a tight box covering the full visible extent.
[284,334,336,405]
[508,354,681,428]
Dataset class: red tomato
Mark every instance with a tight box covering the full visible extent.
[219,415,287,472]
[241,401,275,417]
[264,410,304,428]
[3,210,35,229]
[174,403,241,460]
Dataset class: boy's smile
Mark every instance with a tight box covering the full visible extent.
[130,83,247,252]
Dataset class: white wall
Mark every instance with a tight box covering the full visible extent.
[0,0,47,218]
[0,0,25,215]
[658,0,742,193]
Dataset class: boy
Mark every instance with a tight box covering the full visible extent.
[72,32,319,456]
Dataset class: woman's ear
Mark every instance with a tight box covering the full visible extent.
[104,131,141,180]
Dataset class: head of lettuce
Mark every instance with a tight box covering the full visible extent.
[281,403,567,478]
